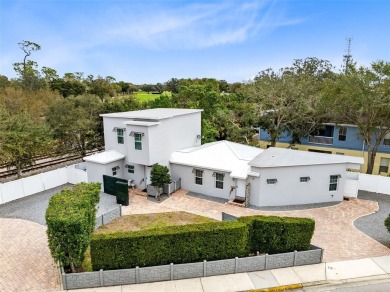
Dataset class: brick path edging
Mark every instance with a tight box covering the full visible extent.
[62,245,323,290]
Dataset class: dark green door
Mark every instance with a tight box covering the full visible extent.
[103,175,129,206]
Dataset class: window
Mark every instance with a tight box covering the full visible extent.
[336,152,344,155]
[215,173,224,189]
[338,127,347,141]
[384,132,390,146]
[379,158,389,173]
[127,165,134,174]
[329,175,339,191]
[195,169,203,185]
[267,179,277,184]
[112,166,119,176]
[300,177,310,183]
[117,128,124,144]
[135,133,142,150]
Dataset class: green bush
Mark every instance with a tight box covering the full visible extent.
[90,221,248,270]
[238,215,315,254]
[46,182,101,272]
[385,214,390,233]
[150,164,170,188]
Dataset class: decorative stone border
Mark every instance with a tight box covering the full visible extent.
[62,245,323,290]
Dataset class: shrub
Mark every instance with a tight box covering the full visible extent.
[238,215,315,254]
[46,182,101,272]
[385,214,390,233]
[150,164,170,188]
[90,221,248,270]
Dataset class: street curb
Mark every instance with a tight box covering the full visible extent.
[246,283,303,291]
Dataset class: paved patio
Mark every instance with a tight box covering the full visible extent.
[0,218,61,292]
[123,189,390,262]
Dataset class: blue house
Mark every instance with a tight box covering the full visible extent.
[259,123,390,175]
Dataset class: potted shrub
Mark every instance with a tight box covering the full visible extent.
[150,164,171,200]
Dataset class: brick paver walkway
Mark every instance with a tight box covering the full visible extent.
[0,218,60,292]
[123,190,390,262]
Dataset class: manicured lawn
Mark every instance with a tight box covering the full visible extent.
[94,211,216,234]
[133,91,171,102]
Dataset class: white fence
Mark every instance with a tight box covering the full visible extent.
[0,163,88,205]
[359,173,390,195]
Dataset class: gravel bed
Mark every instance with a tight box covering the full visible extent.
[0,184,119,226]
[354,190,390,248]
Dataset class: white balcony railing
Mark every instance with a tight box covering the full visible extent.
[309,135,333,145]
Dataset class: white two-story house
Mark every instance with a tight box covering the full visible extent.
[85,108,363,207]
[84,108,202,190]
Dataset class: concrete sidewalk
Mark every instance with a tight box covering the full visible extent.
[67,255,390,292]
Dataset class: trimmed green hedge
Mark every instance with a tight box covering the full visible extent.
[46,182,101,272]
[91,221,248,270]
[385,214,390,233]
[238,215,315,254]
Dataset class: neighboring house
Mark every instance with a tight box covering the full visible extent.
[259,123,390,176]
[85,109,363,207]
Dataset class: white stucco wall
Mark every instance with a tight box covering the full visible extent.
[250,164,348,207]
[85,160,124,191]
[102,112,201,168]
[171,164,235,200]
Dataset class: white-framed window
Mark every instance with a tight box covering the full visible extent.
[300,176,310,183]
[195,169,203,185]
[384,132,390,146]
[127,165,135,174]
[267,179,277,184]
[135,133,142,150]
[215,172,224,189]
[338,127,347,141]
[329,175,339,191]
[112,166,120,176]
[379,158,389,173]
[117,128,124,144]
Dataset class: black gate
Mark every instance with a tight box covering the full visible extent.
[103,175,129,206]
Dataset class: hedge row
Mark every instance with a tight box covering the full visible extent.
[385,214,390,233]
[238,215,315,254]
[46,182,101,271]
[90,221,248,270]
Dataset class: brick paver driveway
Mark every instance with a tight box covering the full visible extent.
[0,218,60,292]
[123,190,390,262]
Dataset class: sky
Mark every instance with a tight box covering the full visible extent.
[1,0,389,84]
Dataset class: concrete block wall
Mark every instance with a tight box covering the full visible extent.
[63,246,323,290]
[222,212,238,221]
[95,205,121,229]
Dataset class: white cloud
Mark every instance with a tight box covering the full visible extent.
[95,0,304,50]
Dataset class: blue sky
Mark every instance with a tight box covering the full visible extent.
[1,0,389,84]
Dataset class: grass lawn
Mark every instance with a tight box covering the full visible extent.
[133,91,171,102]
[95,211,216,234]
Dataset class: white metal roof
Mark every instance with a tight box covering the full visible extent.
[100,108,203,120]
[249,147,364,168]
[83,149,125,164]
[170,141,263,179]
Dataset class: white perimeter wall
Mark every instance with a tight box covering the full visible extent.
[171,164,235,200]
[250,164,348,207]
[0,163,88,205]
[359,173,390,195]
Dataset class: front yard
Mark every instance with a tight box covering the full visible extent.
[95,211,216,233]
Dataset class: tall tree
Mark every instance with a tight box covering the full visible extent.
[324,61,390,174]
[46,95,103,156]
[13,40,44,90]
[244,58,333,146]
[0,106,53,178]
